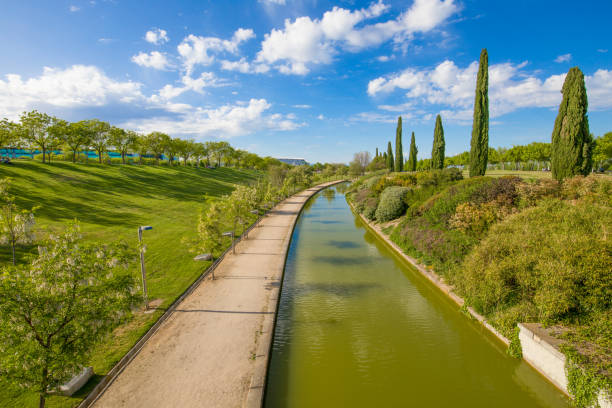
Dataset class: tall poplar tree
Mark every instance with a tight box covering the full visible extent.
[407,131,418,171]
[386,142,394,171]
[394,116,403,172]
[469,48,489,177]
[551,67,593,180]
[375,147,379,158]
[431,115,445,169]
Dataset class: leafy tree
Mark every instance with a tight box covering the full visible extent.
[58,121,92,163]
[593,132,612,170]
[192,142,206,168]
[407,131,418,171]
[431,114,445,169]
[109,127,137,164]
[85,119,111,164]
[0,223,138,408]
[0,119,20,158]
[177,139,197,166]
[366,155,386,171]
[20,110,55,164]
[147,132,170,165]
[551,67,593,180]
[394,116,403,172]
[386,141,394,171]
[470,48,489,177]
[196,201,225,259]
[0,179,36,265]
[134,133,151,164]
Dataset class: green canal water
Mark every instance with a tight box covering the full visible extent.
[264,185,570,408]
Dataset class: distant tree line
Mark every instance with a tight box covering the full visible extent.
[357,49,610,180]
[0,110,288,171]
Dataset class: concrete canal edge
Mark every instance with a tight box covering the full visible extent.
[244,180,346,408]
[346,199,612,406]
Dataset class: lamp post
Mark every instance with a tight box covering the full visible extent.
[194,253,214,279]
[138,226,153,309]
[222,231,235,254]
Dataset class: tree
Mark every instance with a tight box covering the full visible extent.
[386,141,394,171]
[196,201,225,259]
[551,67,593,180]
[0,223,138,408]
[394,116,403,172]
[431,114,445,169]
[20,110,54,164]
[470,48,489,177]
[593,132,612,170]
[147,132,170,165]
[375,147,379,157]
[85,119,111,164]
[192,142,206,168]
[407,131,418,171]
[109,127,137,164]
[177,139,197,166]
[0,179,36,265]
[0,119,20,159]
[59,121,92,163]
[134,134,151,164]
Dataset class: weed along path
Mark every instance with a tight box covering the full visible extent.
[264,184,570,408]
[92,181,343,408]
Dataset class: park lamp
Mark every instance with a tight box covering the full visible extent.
[138,226,153,310]
[222,231,235,254]
[194,253,215,279]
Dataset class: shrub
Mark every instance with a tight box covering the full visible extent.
[363,197,378,220]
[457,198,612,331]
[517,178,560,207]
[375,186,410,222]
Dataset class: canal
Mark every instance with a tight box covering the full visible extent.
[264,184,570,407]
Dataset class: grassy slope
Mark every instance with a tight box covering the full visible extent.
[0,160,259,408]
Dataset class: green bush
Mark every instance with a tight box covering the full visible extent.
[375,186,410,222]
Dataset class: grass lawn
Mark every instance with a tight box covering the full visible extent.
[0,160,259,408]
[461,169,552,179]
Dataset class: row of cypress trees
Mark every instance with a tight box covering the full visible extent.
[375,48,592,181]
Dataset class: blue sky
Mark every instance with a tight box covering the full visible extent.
[0,0,610,163]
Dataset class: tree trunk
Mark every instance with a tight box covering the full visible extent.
[98,150,102,163]
[39,366,48,408]
[39,394,45,408]
[42,147,46,163]
[11,240,15,266]
[72,149,77,163]
[122,152,126,165]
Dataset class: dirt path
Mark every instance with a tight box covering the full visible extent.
[92,182,341,408]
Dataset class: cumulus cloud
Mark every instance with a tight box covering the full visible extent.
[123,98,300,138]
[293,104,311,109]
[554,53,571,63]
[151,72,228,101]
[131,51,170,70]
[178,28,255,74]
[69,5,80,12]
[220,58,270,74]
[256,0,458,74]
[145,28,169,45]
[0,65,143,119]
[259,0,286,4]
[368,60,612,120]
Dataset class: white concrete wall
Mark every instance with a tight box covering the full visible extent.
[519,324,611,408]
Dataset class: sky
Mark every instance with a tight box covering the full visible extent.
[0,0,610,163]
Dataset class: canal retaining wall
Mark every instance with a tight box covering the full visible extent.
[348,201,611,407]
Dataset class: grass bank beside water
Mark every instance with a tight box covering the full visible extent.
[0,160,259,407]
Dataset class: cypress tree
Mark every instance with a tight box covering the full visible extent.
[551,67,593,180]
[469,48,489,177]
[375,147,379,158]
[386,141,394,171]
[431,114,445,169]
[394,116,403,172]
[407,131,418,171]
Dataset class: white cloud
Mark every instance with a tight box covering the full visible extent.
[259,0,286,4]
[220,58,270,74]
[368,60,612,121]
[69,5,80,12]
[151,72,228,101]
[98,38,115,44]
[145,28,169,45]
[131,51,170,70]
[378,102,414,111]
[178,28,255,74]
[0,65,143,119]
[554,53,571,63]
[256,0,457,75]
[377,55,394,62]
[123,98,300,138]
[293,104,311,109]
[317,114,325,120]
[597,49,608,53]
[349,112,398,123]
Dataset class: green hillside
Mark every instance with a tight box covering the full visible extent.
[0,160,259,407]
